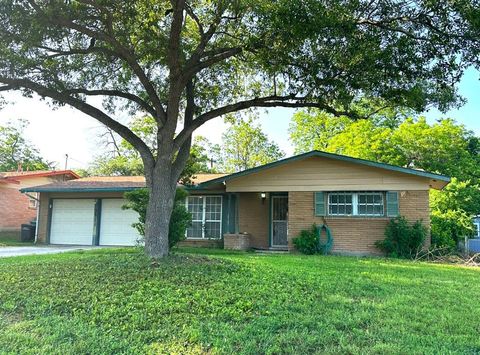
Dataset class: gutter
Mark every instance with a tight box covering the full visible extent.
[24,192,40,244]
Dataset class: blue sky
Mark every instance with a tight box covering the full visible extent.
[258,67,480,156]
[0,68,478,169]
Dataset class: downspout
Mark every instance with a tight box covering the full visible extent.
[24,192,40,244]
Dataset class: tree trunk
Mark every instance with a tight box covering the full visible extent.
[143,163,177,258]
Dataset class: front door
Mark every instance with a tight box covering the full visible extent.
[271,195,288,247]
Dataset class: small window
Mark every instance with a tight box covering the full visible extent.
[28,194,38,209]
[327,192,384,217]
[474,222,480,239]
[328,193,353,216]
[357,192,384,216]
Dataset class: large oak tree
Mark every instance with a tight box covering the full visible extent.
[0,0,478,257]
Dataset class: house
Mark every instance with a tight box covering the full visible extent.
[467,216,480,253]
[21,151,450,254]
[0,170,79,237]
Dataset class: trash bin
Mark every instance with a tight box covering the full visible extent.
[21,224,35,242]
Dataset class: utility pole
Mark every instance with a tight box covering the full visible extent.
[64,154,69,170]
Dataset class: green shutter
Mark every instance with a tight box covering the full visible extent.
[314,192,326,216]
[386,191,399,217]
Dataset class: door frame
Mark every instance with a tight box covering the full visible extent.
[269,192,288,247]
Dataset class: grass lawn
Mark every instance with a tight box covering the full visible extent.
[0,232,34,247]
[0,248,479,354]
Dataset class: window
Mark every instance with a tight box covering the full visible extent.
[28,193,38,209]
[328,192,384,216]
[474,221,480,239]
[328,192,353,216]
[357,192,384,216]
[186,195,222,239]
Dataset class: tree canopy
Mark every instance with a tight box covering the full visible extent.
[290,113,480,181]
[209,116,284,173]
[0,119,51,171]
[0,0,478,257]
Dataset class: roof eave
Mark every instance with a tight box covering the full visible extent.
[20,186,143,193]
[196,150,451,188]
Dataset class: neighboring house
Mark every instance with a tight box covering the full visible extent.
[0,170,79,235]
[22,151,450,255]
[468,216,480,253]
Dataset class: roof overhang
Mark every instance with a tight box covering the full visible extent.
[196,150,451,190]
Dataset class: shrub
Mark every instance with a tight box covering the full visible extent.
[293,224,319,255]
[431,209,474,250]
[123,188,191,249]
[375,216,427,259]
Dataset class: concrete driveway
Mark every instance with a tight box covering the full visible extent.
[0,246,101,258]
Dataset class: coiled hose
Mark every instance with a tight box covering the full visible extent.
[317,224,333,254]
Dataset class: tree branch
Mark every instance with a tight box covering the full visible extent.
[0,76,155,168]
[174,95,354,149]
[168,0,186,77]
[27,0,167,124]
[63,88,157,117]
[185,47,242,77]
[172,79,195,180]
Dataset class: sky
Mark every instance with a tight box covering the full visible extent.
[0,67,479,170]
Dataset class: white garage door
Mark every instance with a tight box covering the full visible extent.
[99,199,141,246]
[50,199,96,245]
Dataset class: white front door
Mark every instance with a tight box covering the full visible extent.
[99,199,142,246]
[50,199,96,245]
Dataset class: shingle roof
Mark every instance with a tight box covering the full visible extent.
[20,173,227,193]
[0,170,80,179]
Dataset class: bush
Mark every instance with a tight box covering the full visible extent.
[293,224,319,255]
[375,216,427,259]
[123,188,191,249]
[431,209,474,250]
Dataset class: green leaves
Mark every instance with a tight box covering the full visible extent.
[0,119,51,171]
[214,116,285,173]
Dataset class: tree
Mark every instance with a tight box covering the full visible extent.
[0,1,478,258]
[0,119,51,171]
[291,114,480,181]
[214,117,284,172]
[430,178,480,248]
[90,117,212,181]
[123,188,191,249]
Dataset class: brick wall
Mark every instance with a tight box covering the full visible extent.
[178,239,223,248]
[237,192,269,249]
[224,233,251,250]
[0,186,36,231]
[288,191,430,255]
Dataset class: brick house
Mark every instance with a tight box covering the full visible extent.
[0,170,79,236]
[22,151,450,255]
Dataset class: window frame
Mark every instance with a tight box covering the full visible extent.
[474,221,480,239]
[327,192,385,217]
[185,195,223,239]
[28,193,38,209]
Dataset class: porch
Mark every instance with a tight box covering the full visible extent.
[180,192,290,251]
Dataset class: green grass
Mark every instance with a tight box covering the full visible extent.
[0,248,479,354]
[0,232,34,246]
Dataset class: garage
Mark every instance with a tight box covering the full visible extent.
[20,176,150,245]
[50,199,96,245]
[49,198,140,246]
[99,199,141,246]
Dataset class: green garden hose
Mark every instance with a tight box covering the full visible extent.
[317,224,333,254]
